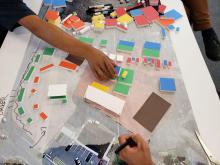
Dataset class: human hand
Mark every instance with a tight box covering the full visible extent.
[86,47,116,81]
[118,134,153,165]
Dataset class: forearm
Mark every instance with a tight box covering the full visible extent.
[19,15,93,59]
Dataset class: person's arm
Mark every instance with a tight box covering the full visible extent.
[18,15,116,81]
[118,134,154,165]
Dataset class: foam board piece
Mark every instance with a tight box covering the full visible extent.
[84,85,125,116]
[130,9,143,17]
[48,84,67,97]
[109,53,116,60]
[116,55,124,62]
[164,9,183,21]
[160,78,176,92]
[116,24,128,32]
[91,82,110,92]
[141,6,159,22]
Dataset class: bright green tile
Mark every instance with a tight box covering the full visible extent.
[27,117,33,124]
[18,88,25,102]
[100,39,108,47]
[18,107,25,116]
[117,45,134,52]
[24,66,35,81]
[34,54,41,63]
[49,95,67,100]
[114,82,130,95]
[142,48,160,57]
[78,36,94,45]
[117,68,134,85]
[43,47,55,56]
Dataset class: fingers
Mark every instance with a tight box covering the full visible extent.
[131,134,148,150]
[104,58,116,79]
[118,134,132,144]
[94,66,109,81]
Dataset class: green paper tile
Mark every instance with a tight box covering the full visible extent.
[114,82,130,95]
[117,45,134,52]
[79,36,94,44]
[43,47,55,56]
[142,48,160,57]
[18,88,25,102]
[100,39,108,47]
[18,107,25,116]
[24,66,35,81]
[49,95,67,100]
[117,68,134,85]
[34,54,41,63]
[27,117,33,124]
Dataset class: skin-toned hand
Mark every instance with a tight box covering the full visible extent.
[118,134,154,165]
[18,15,116,81]
[86,47,117,81]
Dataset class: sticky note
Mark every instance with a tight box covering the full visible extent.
[160,78,176,92]
[91,82,110,92]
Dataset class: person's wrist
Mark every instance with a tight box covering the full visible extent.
[83,45,95,60]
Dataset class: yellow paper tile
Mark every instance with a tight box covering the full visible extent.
[91,82,110,92]
[117,14,133,24]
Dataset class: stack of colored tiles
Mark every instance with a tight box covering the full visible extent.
[143,41,161,58]
[117,40,135,53]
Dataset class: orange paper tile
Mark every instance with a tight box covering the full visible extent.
[40,112,48,120]
[59,60,77,71]
[40,64,54,72]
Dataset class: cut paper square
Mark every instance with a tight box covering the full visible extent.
[105,19,117,28]
[130,9,144,17]
[118,68,134,85]
[164,9,183,21]
[158,5,166,14]
[116,55,124,62]
[18,107,25,116]
[43,47,55,56]
[158,18,174,27]
[113,82,130,96]
[40,112,48,120]
[134,15,150,27]
[109,53,116,60]
[99,40,108,47]
[115,7,127,17]
[52,0,66,8]
[133,92,171,132]
[141,6,159,22]
[117,14,133,24]
[160,78,176,92]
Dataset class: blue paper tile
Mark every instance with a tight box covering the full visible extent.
[144,41,161,50]
[130,9,144,17]
[43,0,52,5]
[168,24,175,30]
[114,66,121,76]
[52,0,66,8]
[160,78,176,92]
[119,40,135,47]
[164,9,183,21]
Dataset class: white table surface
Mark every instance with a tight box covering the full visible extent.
[0,0,220,161]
